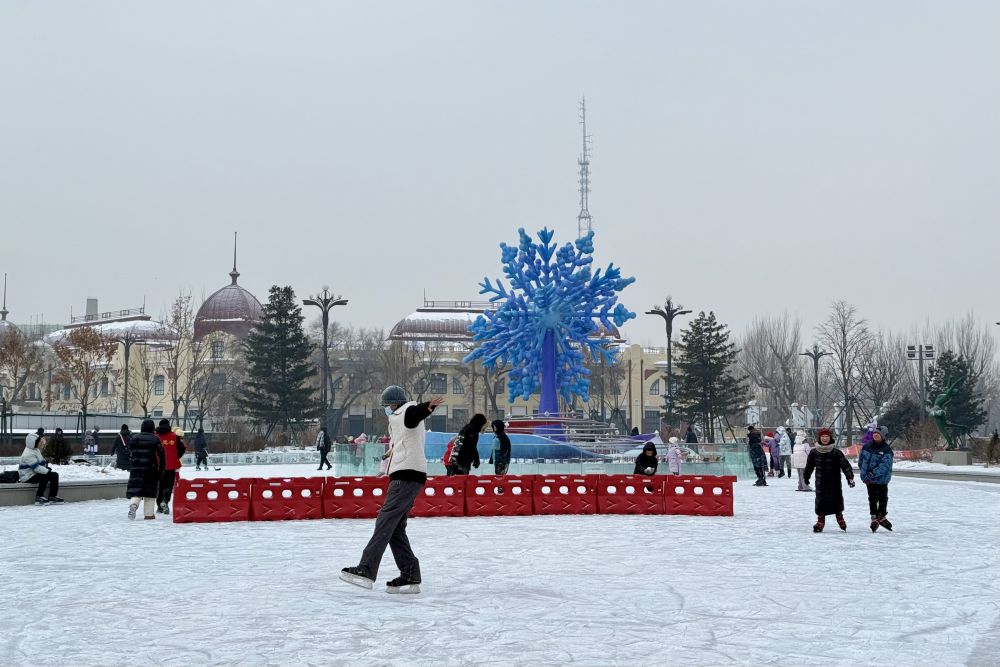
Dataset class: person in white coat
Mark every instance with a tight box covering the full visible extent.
[777,426,793,479]
[341,385,443,595]
[792,433,813,492]
[20,428,63,504]
[666,437,683,475]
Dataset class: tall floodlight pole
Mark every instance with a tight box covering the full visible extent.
[577,97,593,239]
[645,297,692,428]
[905,344,936,416]
[800,344,831,427]
[303,287,348,425]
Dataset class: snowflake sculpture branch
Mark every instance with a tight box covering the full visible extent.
[464,227,636,414]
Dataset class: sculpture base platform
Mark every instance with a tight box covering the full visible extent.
[932,451,973,466]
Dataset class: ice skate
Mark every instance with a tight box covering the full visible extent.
[386,575,421,595]
[47,496,64,503]
[878,515,893,531]
[836,513,847,531]
[813,516,825,533]
[128,504,138,520]
[340,567,374,590]
[34,496,48,505]
[870,515,880,533]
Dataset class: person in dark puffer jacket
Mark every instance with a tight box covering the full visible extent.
[859,426,894,532]
[127,419,166,520]
[803,428,855,532]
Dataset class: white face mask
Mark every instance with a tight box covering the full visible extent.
[384,406,394,417]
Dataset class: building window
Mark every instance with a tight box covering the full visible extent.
[348,373,362,393]
[211,340,225,360]
[100,378,110,396]
[429,373,447,394]
[152,409,163,418]
[26,383,38,400]
[154,375,165,396]
[649,379,660,396]
[63,384,72,400]
[494,380,504,395]
[452,378,464,395]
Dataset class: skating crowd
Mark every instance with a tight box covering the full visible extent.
[17,420,212,519]
[746,423,895,533]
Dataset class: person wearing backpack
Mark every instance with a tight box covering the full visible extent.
[442,439,458,476]
[449,414,487,475]
[20,427,63,504]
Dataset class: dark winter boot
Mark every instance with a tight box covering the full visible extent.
[777,470,784,478]
[386,574,421,595]
[340,566,375,590]
[870,515,880,533]
[836,513,847,532]
[878,515,893,531]
[813,516,825,533]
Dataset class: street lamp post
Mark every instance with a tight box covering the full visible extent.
[800,344,831,427]
[303,287,349,427]
[115,330,144,416]
[646,297,692,429]
[905,344,935,416]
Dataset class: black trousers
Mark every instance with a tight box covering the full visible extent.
[866,483,889,516]
[28,471,59,498]
[359,479,423,580]
[195,452,208,468]
[319,451,332,468]
[157,470,177,506]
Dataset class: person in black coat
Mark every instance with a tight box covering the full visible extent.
[449,414,486,475]
[315,426,332,471]
[684,424,698,445]
[633,442,658,476]
[126,419,166,520]
[747,426,767,486]
[193,428,209,470]
[803,428,855,532]
[111,424,132,470]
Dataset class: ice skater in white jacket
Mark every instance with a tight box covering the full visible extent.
[20,428,63,504]
[777,426,793,479]
[666,437,683,475]
[792,434,813,492]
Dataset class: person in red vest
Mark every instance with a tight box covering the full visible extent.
[154,419,185,515]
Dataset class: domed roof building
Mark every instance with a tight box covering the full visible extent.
[194,247,263,341]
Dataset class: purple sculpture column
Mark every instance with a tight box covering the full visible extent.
[539,330,559,416]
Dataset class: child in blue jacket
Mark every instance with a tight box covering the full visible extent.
[858,427,894,532]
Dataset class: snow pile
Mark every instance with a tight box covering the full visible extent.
[0,478,997,666]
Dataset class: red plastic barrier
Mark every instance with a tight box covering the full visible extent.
[533,475,598,515]
[252,477,325,521]
[323,476,389,519]
[410,476,466,518]
[465,475,535,517]
[597,475,665,515]
[663,475,735,516]
[173,478,253,523]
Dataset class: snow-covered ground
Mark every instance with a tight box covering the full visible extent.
[2,477,998,667]
[892,460,1000,476]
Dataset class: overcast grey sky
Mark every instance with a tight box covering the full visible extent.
[2,1,998,344]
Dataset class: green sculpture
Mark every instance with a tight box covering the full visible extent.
[929,379,962,451]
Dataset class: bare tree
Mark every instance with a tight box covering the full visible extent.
[739,313,808,416]
[0,328,43,407]
[326,326,384,434]
[52,327,117,434]
[189,333,242,429]
[583,345,627,421]
[161,293,197,420]
[816,301,872,437]
[855,331,908,420]
[125,343,158,417]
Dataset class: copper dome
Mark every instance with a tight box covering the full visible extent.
[194,267,263,340]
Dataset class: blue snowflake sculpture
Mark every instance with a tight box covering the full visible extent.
[464,227,636,414]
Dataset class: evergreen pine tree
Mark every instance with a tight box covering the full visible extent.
[673,311,748,442]
[925,351,987,441]
[237,286,320,441]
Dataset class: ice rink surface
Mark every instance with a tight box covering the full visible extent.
[3,474,998,667]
